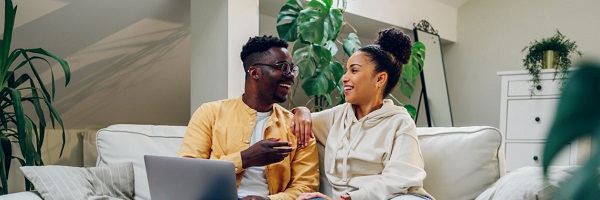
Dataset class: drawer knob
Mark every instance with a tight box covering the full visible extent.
[536,85,542,90]
[535,117,541,122]
[533,155,539,161]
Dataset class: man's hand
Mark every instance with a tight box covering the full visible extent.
[241,138,293,168]
[291,107,313,148]
[242,195,269,200]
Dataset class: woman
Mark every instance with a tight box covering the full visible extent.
[292,27,434,200]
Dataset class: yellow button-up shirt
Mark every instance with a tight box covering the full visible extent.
[179,96,319,200]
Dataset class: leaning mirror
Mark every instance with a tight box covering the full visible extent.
[414,20,453,127]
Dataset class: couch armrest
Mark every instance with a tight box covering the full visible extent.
[0,191,42,200]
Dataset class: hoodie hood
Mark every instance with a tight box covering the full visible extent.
[343,99,407,129]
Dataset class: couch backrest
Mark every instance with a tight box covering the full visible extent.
[95,124,504,200]
[417,126,505,200]
[96,124,187,200]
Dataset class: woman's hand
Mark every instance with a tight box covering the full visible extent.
[337,193,351,200]
[296,192,330,200]
[291,107,313,148]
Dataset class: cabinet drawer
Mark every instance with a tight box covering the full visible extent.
[506,99,558,140]
[508,79,561,97]
[505,142,571,171]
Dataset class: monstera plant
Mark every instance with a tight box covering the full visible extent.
[0,0,70,194]
[276,0,425,116]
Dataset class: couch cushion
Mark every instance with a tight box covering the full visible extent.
[417,126,504,200]
[20,163,134,200]
[475,166,577,200]
[0,191,42,200]
[96,124,187,200]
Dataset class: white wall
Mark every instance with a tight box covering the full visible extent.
[346,0,457,42]
[444,0,600,127]
[190,0,260,114]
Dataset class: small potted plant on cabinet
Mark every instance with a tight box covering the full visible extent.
[522,30,582,92]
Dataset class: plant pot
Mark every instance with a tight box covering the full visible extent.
[542,50,559,69]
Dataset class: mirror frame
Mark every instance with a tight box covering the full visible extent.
[413,20,454,127]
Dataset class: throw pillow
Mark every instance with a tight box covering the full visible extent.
[475,166,578,200]
[20,162,134,200]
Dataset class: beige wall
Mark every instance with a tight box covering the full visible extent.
[444,0,600,127]
[2,0,191,130]
[2,0,190,192]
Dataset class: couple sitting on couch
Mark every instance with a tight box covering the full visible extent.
[178,27,434,200]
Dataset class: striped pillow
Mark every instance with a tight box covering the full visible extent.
[20,162,134,200]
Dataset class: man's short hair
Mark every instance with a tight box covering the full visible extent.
[240,35,288,70]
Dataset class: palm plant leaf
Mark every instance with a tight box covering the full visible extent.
[0,133,11,194]
[1,1,16,77]
[0,0,70,193]
[17,48,71,87]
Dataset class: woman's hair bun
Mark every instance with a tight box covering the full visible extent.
[375,27,412,65]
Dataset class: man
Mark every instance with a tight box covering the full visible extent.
[179,35,319,200]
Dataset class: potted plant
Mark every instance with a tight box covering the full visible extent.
[0,0,70,194]
[522,30,582,92]
[276,0,424,117]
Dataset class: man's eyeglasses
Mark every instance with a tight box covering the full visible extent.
[253,62,299,77]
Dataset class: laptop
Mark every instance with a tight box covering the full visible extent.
[144,155,237,200]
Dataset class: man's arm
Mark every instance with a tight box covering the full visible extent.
[180,103,297,175]
[268,138,319,200]
[179,103,214,159]
[178,103,245,174]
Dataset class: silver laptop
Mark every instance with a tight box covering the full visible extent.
[144,155,237,200]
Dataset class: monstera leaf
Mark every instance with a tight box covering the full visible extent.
[302,61,343,106]
[276,0,303,42]
[399,41,425,98]
[293,43,332,79]
[343,33,361,57]
[543,61,600,200]
[296,0,343,45]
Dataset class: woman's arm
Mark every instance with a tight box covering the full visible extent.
[291,105,341,147]
[291,107,313,148]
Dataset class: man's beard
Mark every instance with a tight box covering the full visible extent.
[273,92,288,103]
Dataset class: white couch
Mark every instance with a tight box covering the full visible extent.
[1,124,504,200]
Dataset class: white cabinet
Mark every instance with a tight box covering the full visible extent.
[498,69,577,172]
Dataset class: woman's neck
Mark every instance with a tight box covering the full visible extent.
[353,98,384,120]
